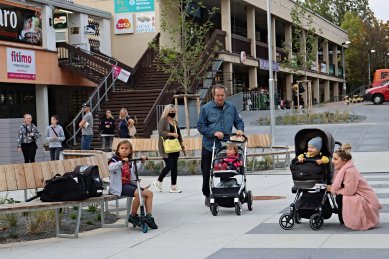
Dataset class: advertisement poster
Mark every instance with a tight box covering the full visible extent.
[114,13,134,34]
[7,48,36,80]
[136,12,155,33]
[114,0,154,13]
[113,66,131,83]
[0,3,42,46]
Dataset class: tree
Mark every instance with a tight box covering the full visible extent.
[282,0,321,110]
[151,0,219,135]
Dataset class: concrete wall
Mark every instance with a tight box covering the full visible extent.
[0,119,50,165]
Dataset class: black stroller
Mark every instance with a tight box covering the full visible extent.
[209,134,253,216]
[279,128,342,230]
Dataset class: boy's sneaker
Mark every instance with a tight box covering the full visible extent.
[128,214,141,227]
[153,180,162,192]
[169,185,182,193]
[144,213,158,229]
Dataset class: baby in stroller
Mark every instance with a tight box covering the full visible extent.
[214,143,242,171]
[279,128,341,231]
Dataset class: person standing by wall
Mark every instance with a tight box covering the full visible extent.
[154,104,185,193]
[45,115,65,161]
[79,103,94,150]
[99,109,115,150]
[197,84,244,207]
[17,114,41,163]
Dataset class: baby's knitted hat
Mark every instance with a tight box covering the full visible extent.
[308,137,322,151]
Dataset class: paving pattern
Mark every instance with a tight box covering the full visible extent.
[208,173,389,259]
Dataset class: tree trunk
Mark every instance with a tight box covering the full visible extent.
[184,95,190,136]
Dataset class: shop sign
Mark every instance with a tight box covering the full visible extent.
[259,59,279,72]
[113,65,131,83]
[0,3,42,46]
[114,0,154,13]
[6,48,36,80]
[114,13,134,34]
[136,12,155,33]
[53,12,67,29]
[240,51,246,64]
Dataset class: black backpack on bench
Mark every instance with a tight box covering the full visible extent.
[27,165,104,202]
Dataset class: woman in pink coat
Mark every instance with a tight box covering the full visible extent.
[327,144,382,230]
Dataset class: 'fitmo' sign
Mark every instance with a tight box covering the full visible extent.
[7,48,36,80]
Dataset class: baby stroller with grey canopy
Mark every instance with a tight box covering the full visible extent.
[209,134,253,216]
[279,128,342,230]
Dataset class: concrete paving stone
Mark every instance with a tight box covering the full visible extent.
[378,198,389,204]
[112,247,220,259]
[370,184,389,188]
[380,204,389,213]
[364,176,389,180]
[322,234,389,248]
[374,188,389,193]
[377,193,389,198]
[247,222,389,235]
[207,248,389,259]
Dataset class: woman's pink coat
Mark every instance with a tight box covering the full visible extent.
[330,160,382,230]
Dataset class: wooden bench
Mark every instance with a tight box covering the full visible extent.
[0,150,132,238]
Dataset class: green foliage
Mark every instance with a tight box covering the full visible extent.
[85,220,94,225]
[144,160,164,173]
[87,205,98,213]
[246,157,272,171]
[70,213,78,220]
[25,210,55,234]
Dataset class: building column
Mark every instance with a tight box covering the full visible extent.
[313,78,320,103]
[246,6,256,58]
[286,74,293,101]
[324,80,330,102]
[221,0,232,52]
[100,18,112,56]
[284,23,292,60]
[35,85,49,142]
[332,45,338,76]
[223,62,233,95]
[314,38,319,71]
[323,41,329,74]
[248,67,257,89]
[42,5,56,51]
[333,82,339,101]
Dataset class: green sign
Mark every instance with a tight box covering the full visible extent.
[114,0,154,13]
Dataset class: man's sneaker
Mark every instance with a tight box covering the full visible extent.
[169,185,182,193]
[128,214,141,227]
[144,213,158,229]
[153,180,162,192]
[205,197,210,207]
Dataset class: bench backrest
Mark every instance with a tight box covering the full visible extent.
[246,133,271,148]
[0,151,110,192]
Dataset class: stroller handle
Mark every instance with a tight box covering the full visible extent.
[214,133,248,143]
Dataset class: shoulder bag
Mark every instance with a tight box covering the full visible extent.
[162,125,182,153]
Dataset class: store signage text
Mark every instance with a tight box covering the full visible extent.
[7,48,36,80]
[0,9,17,28]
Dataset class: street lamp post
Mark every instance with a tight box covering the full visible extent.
[368,49,376,84]
[341,41,351,98]
[266,0,275,147]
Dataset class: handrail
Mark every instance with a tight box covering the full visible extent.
[188,29,226,93]
[91,49,134,77]
[57,43,119,146]
[131,33,160,88]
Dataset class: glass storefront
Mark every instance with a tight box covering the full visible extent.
[0,83,36,119]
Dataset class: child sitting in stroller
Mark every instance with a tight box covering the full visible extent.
[297,137,329,165]
[214,143,241,171]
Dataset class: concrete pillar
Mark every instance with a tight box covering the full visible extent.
[35,85,49,143]
[284,23,292,60]
[221,0,232,52]
[323,41,329,74]
[68,13,90,51]
[332,45,338,76]
[223,62,233,95]
[42,5,56,51]
[314,38,319,71]
[246,6,256,58]
[313,78,320,103]
[100,18,112,56]
[249,67,258,89]
[272,16,276,60]
[324,80,330,102]
[333,82,339,101]
[286,74,293,101]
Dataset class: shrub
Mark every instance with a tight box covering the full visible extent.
[25,210,55,234]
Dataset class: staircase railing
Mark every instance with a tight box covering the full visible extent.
[131,33,161,88]
[187,29,226,93]
[57,43,119,146]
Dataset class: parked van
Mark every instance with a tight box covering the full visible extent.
[372,69,389,83]
[370,78,389,88]
[364,82,389,104]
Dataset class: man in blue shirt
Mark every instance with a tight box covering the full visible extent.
[197,84,244,206]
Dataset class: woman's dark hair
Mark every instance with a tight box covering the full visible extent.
[334,143,352,161]
[115,140,133,159]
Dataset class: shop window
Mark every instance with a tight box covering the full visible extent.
[0,83,36,119]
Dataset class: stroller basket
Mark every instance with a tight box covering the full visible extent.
[290,160,327,182]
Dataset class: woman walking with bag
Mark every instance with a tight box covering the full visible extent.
[17,113,41,163]
[154,104,185,193]
[45,115,65,161]
[118,108,136,138]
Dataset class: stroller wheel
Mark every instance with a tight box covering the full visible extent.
[141,223,148,233]
[210,203,219,216]
[279,213,295,230]
[310,213,324,231]
[235,202,242,216]
[246,190,253,211]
